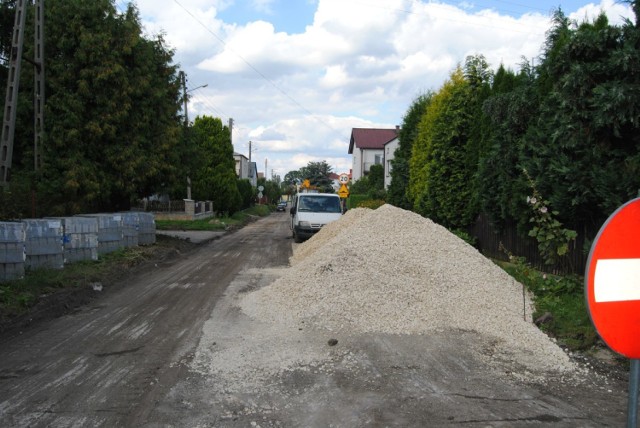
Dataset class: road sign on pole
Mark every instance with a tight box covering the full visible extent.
[585,197,640,358]
[585,197,640,428]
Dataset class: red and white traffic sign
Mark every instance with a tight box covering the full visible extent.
[585,197,640,358]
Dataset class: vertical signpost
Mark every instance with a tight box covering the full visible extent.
[585,198,640,428]
[337,174,350,213]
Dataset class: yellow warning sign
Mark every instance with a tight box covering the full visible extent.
[338,184,350,198]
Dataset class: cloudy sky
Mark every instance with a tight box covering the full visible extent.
[115,0,633,180]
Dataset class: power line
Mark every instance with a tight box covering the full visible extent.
[171,0,341,136]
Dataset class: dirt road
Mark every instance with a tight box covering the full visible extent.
[0,213,291,427]
[0,213,631,427]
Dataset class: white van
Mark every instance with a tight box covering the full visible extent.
[290,192,343,242]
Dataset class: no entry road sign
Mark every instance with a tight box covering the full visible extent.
[585,197,640,359]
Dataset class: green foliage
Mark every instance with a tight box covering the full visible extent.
[524,170,578,266]
[236,204,272,218]
[298,161,335,193]
[237,179,255,209]
[0,0,13,61]
[367,164,384,192]
[189,116,241,215]
[155,205,272,231]
[410,67,478,229]
[259,178,282,204]
[348,165,385,200]
[346,194,369,209]
[451,229,477,247]
[349,177,370,195]
[388,92,433,210]
[0,1,183,216]
[0,245,155,320]
[355,199,385,209]
[478,63,537,231]
[519,10,640,231]
[283,170,304,186]
[38,1,182,213]
[498,256,596,350]
[211,166,242,215]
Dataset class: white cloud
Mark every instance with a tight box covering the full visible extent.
[131,0,635,177]
[570,0,633,25]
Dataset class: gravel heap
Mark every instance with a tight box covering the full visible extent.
[240,204,574,373]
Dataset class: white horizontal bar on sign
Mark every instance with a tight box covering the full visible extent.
[594,258,640,303]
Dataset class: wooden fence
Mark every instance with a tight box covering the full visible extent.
[469,212,593,275]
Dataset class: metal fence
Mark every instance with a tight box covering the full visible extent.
[135,200,186,213]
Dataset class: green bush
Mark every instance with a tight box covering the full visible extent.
[497,256,596,351]
[451,229,477,247]
[356,199,386,209]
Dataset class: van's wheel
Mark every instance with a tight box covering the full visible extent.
[293,230,303,243]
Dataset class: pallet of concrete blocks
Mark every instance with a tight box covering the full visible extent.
[0,222,26,282]
[22,219,64,270]
[118,212,140,248]
[136,212,156,245]
[78,214,124,255]
[47,216,99,264]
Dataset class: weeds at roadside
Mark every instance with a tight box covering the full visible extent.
[155,204,273,231]
[496,255,597,351]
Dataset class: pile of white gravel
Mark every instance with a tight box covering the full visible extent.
[240,204,574,374]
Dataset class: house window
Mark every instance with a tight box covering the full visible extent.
[386,160,392,176]
[374,154,382,165]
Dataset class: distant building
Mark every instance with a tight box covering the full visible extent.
[249,162,258,187]
[348,127,399,181]
[234,153,258,187]
[233,152,250,179]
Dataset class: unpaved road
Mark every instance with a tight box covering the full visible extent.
[0,213,631,427]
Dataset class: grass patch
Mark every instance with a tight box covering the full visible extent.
[497,258,597,351]
[0,237,189,324]
[155,204,273,231]
[1,248,141,320]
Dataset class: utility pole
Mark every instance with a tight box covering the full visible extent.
[180,71,191,200]
[181,71,188,126]
[33,0,45,171]
[1,0,28,186]
[1,0,46,187]
[228,118,233,145]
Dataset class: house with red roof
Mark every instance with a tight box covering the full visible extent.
[348,127,399,181]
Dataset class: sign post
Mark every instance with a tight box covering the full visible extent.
[585,197,640,427]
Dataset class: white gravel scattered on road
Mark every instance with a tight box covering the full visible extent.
[240,204,574,374]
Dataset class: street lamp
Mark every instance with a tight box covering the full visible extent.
[180,71,208,199]
[183,83,208,126]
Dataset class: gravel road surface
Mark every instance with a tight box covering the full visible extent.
[0,211,631,427]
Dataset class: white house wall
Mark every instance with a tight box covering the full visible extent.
[234,155,250,180]
[384,138,399,189]
[352,149,363,181]
[352,148,384,182]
